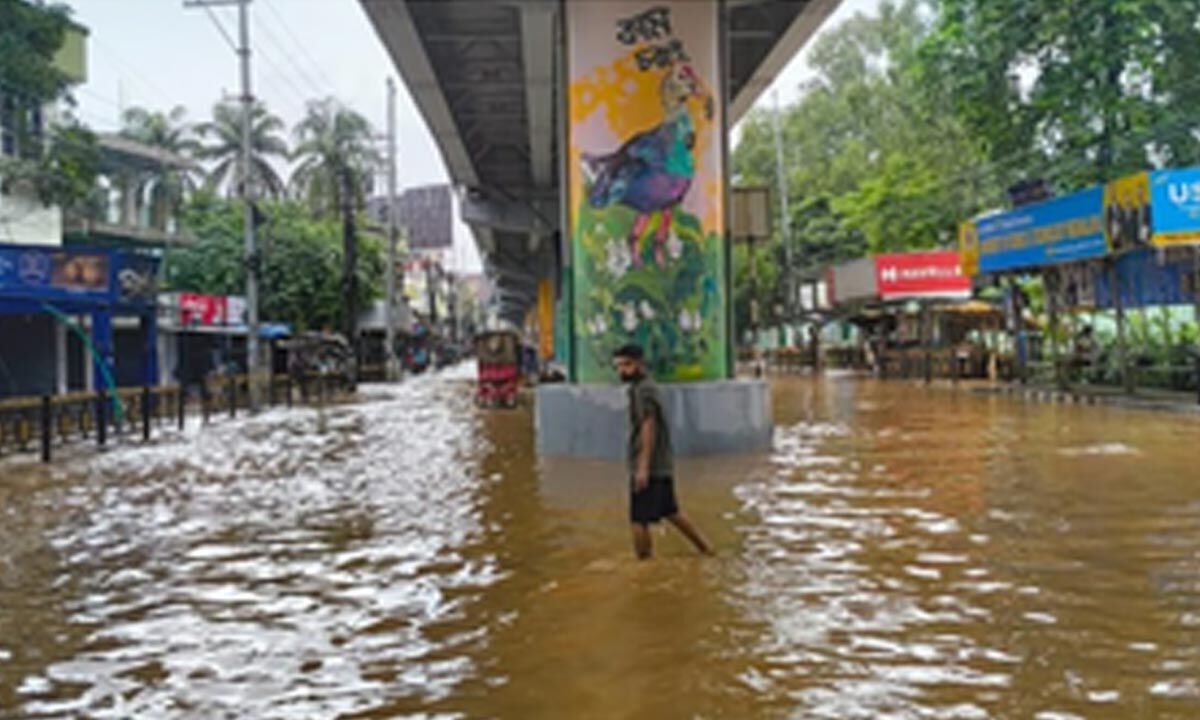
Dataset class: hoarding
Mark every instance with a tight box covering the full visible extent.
[973,186,1107,274]
[1104,171,1150,253]
[874,250,971,301]
[1149,168,1200,246]
[567,0,727,382]
[829,257,877,304]
[0,244,157,309]
[1093,247,1196,308]
[177,293,228,326]
[398,185,453,250]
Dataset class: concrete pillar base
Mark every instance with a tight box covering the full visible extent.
[535,380,772,459]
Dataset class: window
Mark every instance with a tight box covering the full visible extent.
[0,93,16,157]
[0,91,46,159]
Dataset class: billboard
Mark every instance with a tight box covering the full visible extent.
[1149,168,1200,246]
[1104,171,1151,253]
[1094,247,1196,308]
[874,250,971,301]
[398,185,453,250]
[0,244,157,309]
[973,186,1107,274]
[829,257,877,304]
[567,1,727,382]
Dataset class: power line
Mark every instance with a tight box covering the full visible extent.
[202,5,239,54]
[90,36,174,106]
[252,18,322,107]
[259,0,336,92]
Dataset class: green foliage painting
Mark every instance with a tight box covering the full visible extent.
[573,198,726,382]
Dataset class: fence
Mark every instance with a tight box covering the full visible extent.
[0,371,358,463]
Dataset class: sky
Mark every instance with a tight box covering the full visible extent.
[66,0,881,275]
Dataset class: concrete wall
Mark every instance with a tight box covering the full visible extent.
[535,380,772,459]
[0,187,62,247]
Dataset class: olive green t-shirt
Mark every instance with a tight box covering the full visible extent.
[627,378,674,476]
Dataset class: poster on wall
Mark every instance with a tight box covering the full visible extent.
[567,1,727,382]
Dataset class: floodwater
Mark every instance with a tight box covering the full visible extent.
[2,370,1200,719]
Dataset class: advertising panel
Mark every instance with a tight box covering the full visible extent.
[958,220,979,276]
[1104,171,1151,253]
[1149,168,1200,246]
[874,250,971,301]
[829,257,877,304]
[398,185,453,250]
[178,293,228,326]
[0,244,112,303]
[1093,247,1196,308]
[973,186,1106,274]
[567,1,727,382]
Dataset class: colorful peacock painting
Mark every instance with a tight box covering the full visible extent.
[581,63,714,268]
[568,1,727,383]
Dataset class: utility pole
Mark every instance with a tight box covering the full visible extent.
[771,90,793,332]
[185,0,261,410]
[385,78,400,381]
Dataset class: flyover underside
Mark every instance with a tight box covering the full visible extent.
[362,0,840,325]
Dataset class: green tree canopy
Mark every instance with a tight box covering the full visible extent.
[195,99,289,199]
[290,98,381,348]
[921,0,1200,190]
[734,0,993,273]
[167,191,383,334]
[0,0,98,210]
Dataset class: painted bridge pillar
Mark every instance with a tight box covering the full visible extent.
[536,0,770,458]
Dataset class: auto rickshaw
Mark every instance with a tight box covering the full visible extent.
[475,331,520,408]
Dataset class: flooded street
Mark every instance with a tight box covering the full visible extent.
[2,370,1200,719]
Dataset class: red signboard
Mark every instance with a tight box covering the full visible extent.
[874,250,971,300]
[178,293,227,326]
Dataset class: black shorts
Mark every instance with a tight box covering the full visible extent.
[630,476,679,525]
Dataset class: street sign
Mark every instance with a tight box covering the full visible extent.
[732,186,771,241]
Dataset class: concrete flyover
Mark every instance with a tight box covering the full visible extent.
[361,0,842,326]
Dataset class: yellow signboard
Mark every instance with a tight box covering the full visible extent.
[1103,171,1150,253]
[958,220,979,276]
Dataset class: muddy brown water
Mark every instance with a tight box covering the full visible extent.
[1,370,1199,718]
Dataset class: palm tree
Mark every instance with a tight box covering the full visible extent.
[290,98,382,361]
[117,105,201,229]
[195,100,289,199]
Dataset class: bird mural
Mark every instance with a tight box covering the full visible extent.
[581,63,714,268]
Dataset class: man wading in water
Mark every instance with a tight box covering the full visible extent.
[613,344,713,560]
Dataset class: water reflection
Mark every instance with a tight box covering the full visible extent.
[0,371,1198,718]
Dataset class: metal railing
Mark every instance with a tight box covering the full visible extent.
[0,371,360,463]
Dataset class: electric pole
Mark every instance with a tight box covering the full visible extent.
[185,0,261,410]
[385,78,400,381]
[771,90,793,332]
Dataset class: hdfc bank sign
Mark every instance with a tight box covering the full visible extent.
[874,250,971,300]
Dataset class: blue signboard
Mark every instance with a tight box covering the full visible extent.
[1094,247,1194,309]
[974,187,1107,273]
[1149,168,1200,246]
[0,243,158,309]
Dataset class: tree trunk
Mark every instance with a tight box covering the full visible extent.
[340,167,359,378]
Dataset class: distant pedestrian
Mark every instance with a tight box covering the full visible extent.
[612,344,713,560]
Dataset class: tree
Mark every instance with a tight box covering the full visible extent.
[920,0,1200,190]
[168,191,383,333]
[118,104,201,225]
[290,98,381,354]
[194,99,289,199]
[732,1,992,303]
[0,0,98,211]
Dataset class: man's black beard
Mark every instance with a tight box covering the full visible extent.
[620,370,644,384]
